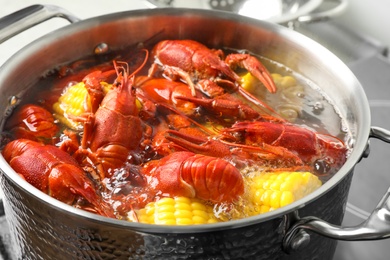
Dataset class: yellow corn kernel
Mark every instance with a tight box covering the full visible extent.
[133,196,220,225]
[174,209,193,219]
[280,191,294,207]
[246,171,322,215]
[156,212,175,220]
[241,71,286,93]
[137,208,153,223]
[253,189,264,203]
[270,190,282,209]
[190,201,207,211]
[240,72,257,93]
[144,203,155,215]
[280,75,297,89]
[157,204,176,213]
[157,219,177,225]
[271,73,283,83]
[101,82,113,94]
[207,218,219,224]
[176,218,193,225]
[192,215,208,224]
[192,210,210,220]
[259,205,270,214]
[174,197,191,204]
[175,202,193,211]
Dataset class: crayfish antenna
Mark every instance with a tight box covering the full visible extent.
[165,129,231,158]
[237,86,285,122]
[112,49,149,81]
[130,49,149,78]
[218,139,304,166]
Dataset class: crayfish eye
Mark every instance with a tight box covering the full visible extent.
[194,106,204,117]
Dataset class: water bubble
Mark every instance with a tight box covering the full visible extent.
[3,96,21,119]
[8,96,19,106]
[314,159,331,176]
[312,101,324,115]
[94,42,109,55]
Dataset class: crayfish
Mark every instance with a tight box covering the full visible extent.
[2,139,114,217]
[149,39,277,95]
[0,39,349,221]
[4,104,58,143]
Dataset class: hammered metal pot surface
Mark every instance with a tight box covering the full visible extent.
[0,171,353,259]
[0,8,369,260]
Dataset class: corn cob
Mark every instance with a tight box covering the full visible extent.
[271,73,297,89]
[53,81,115,130]
[132,171,321,224]
[241,72,299,93]
[134,197,220,225]
[53,82,89,130]
[245,171,322,215]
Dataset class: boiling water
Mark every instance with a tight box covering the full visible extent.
[0,44,351,221]
[248,56,347,139]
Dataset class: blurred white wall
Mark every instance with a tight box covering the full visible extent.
[334,0,390,50]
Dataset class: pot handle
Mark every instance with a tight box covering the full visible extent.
[283,126,390,253]
[296,0,348,23]
[0,4,80,44]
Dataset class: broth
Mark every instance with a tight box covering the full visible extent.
[1,41,351,223]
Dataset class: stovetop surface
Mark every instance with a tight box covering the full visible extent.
[332,47,390,260]
[296,21,390,260]
[1,1,390,259]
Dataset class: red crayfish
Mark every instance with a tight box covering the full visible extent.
[148,39,277,96]
[0,39,349,220]
[64,56,150,180]
[142,151,244,203]
[2,139,114,217]
[60,53,245,207]
[219,121,348,173]
[4,104,59,143]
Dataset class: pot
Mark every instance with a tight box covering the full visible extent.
[0,5,390,260]
[143,0,349,24]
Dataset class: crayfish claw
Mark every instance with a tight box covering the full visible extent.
[226,54,277,93]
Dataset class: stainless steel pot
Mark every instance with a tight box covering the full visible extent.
[0,5,390,260]
[142,0,348,24]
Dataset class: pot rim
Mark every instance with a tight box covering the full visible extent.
[0,8,371,233]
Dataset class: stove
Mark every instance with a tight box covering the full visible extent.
[1,1,390,259]
[296,21,390,260]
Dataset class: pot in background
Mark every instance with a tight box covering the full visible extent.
[0,5,389,260]
[143,0,348,24]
